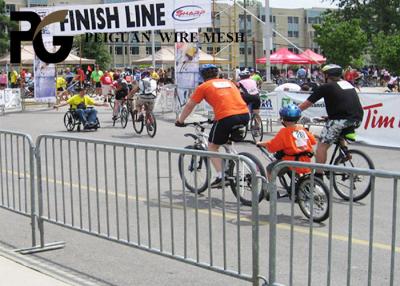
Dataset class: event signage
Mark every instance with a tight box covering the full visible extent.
[275,92,400,148]
[11,0,211,64]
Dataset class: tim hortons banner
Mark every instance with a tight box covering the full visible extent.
[281,92,400,149]
[22,0,212,36]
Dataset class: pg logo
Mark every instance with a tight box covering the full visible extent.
[10,10,73,64]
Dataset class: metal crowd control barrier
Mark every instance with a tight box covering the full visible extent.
[0,130,36,247]
[35,135,263,285]
[268,161,400,286]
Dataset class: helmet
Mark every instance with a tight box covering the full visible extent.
[200,64,218,80]
[239,70,251,79]
[322,64,343,77]
[279,104,301,122]
[141,71,150,78]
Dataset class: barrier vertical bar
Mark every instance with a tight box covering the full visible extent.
[36,138,45,248]
[123,147,130,242]
[222,159,227,270]
[156,151,163,252]
[307,173,315,286]
[0,133,4,205]
[289,170,295,286]
[134,148,141,245]
[113,146,120,240]
[145,149,151,248]
[28,136,36,247]
[103,144,110,237]
[168,152,174,255]
[10,134,15,209]
[85,142,92,232]
[179,152,187,258]
[236,159,241,275]
[23,138,28,213]
[207,157,213,266]
[44,138,49,218]
[5,134,9,207]
[327,171,334,286]
[194,155,200,263]
[367,176,376,286]
[269,169,278,285]
[16,137,21,211]
[94,143,100,234]
[390,179,398,286]
[76,142,83,229]
[68,140,74,226]
[52,139,58,222]
[60,140,66,224]
[346,174,354,286]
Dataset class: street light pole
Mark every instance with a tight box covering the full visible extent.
[244,0,248,67]
[264,0,271,82]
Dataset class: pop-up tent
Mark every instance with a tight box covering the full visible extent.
[299,49,326,64]
[256,48,309,65]
[132,46,229,65]
[0,45,96,65]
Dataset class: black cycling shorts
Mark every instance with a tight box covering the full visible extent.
[95,82,102,88]
[242,93,261,110]
[115,89,128,100]
[209,113,250,145]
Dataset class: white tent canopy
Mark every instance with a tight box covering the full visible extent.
[132,46,229,65]
[0,45,96,65]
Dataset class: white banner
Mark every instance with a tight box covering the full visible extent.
[23,0,212,36]
[0,89,22,111]
[28,8,57,103]
[280,92,400,148]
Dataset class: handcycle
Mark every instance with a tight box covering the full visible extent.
[112,97,129,128]
[256,144,330,222]
[304,117,375,202]
[131,95,157,137]
[177,120,266,206]
[63,107,100,132]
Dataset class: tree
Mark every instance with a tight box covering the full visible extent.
[0,0,16,57]
[313,14,368,67]
[73,34,111,69]
[326,0,400,36]
[371,32,400,73]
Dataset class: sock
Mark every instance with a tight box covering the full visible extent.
[216,172,222,179]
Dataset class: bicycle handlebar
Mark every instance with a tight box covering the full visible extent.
[176,119,214,127]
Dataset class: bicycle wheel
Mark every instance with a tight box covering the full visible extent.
[120,106,129,128]
[178,145,209,194]
[332,149,374,202]
[297,176,329,223]
[132,110,144,134]
[250,113,264,142]
[145,111,157,137]
[229,152,266,206]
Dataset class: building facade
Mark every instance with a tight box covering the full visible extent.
[4,0,327,68]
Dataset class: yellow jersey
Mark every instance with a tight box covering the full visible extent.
[67,95,95,110]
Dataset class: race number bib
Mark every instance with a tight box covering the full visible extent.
[212,82,231,89]
[292,130,309,148]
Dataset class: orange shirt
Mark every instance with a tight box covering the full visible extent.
[262,125,316,174]
[191,79,248,121]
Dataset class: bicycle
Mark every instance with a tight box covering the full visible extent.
[305,117,375,202]
[244,110,263,143]
[256,144,330,222]
[131,96,157,137]
[112,98,129,128]
[177,120,266,206]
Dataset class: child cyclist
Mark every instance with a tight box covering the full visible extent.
[257,104,316,180]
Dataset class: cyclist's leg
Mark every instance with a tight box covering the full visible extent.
[113,99,120,118]
[87,108,98,126]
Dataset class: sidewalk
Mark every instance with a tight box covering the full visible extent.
[0,255,72,286]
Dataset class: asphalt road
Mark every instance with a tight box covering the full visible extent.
[0,106,399,286]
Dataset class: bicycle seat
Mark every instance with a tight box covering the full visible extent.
[340,126,356,141]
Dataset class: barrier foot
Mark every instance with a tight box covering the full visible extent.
[13,241,65,255]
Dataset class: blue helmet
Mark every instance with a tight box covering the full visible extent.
[279,104,301,122]
[200,64,218,80]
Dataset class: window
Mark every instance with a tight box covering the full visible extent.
[288,16,299,24]
[109,46,113,54]
[5,4,16,14]
[240,47,245,55]
[146,47,152,55]
[308,17,321,24]
[115,46,123,55]
[130,46,139,55]
[248,48,252,55]
[288,31,299,38]
[125,47,128,55]
[207,46,214,54]
[288,47,299,54]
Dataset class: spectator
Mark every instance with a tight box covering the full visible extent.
[296,66,307,80]
[0,69,7,89]
[64,68,74,85]
[74,65,86,87]
[100,70,113,102]
[91,65,103,96]
[10,66,19,88]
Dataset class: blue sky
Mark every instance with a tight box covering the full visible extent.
[268,0,337,9]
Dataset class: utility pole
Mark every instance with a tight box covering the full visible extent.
[243,0,248,67]
[264,0,271,82]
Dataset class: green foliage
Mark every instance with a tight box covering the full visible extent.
[313,14,368,67]
[73,34,111,69]
[371,32,400,73]
[0,0,17,57]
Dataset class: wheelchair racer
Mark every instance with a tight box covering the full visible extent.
[54,86,108,129]
[175,64,249,188]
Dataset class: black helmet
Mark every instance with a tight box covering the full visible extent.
[322,64,343,77]
[200,64,218,81]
